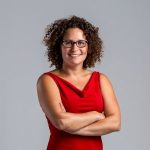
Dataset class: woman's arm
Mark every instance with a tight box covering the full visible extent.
[70,73,121,136]
[36,74,104,133]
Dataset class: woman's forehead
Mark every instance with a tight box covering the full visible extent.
[63,28,86,40]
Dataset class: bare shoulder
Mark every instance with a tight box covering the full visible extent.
[36,72,58,92]
[99,72,112,85]
[36,72,62,113]
[98,72,115,93]
[37,69,58,83]
[37,73,51,86]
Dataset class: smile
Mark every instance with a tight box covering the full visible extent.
[69,54,81,57]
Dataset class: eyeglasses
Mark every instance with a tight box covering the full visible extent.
[62,40,88,48]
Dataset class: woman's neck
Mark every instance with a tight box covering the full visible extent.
[59,65,87,77]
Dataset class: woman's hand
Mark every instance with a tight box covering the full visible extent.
[98,112,105,120]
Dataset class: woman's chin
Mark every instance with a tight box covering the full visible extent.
[63,60,84,67]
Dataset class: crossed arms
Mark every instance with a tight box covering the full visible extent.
[36,73,121,136]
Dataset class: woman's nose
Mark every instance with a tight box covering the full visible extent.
[71,43,79,51]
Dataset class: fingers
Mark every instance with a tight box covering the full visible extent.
[99,112,105,120]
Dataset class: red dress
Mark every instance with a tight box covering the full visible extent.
[43,71,104,150]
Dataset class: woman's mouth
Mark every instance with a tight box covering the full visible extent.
[69,54,81,57]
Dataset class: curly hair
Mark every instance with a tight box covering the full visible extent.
[43,15,103,69]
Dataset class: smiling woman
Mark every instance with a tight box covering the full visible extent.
[61,28,88,67]
[36,15,121,150]
[43,15,103,69]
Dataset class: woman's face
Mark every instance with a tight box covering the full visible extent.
[61,28,88,68]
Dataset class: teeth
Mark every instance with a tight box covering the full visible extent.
[69,54,80,57]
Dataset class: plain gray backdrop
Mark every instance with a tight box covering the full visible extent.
[1,0,150,149]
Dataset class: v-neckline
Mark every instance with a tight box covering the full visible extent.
[48,71,96,93]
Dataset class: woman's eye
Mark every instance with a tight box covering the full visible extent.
[78,41,84,45]
[65,41,72,45]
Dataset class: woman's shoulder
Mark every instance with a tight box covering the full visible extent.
[96,72,114,91]
[36,70,57,87]
[38,69,58,78]
[95,70,108,77]
[96,71,112,85]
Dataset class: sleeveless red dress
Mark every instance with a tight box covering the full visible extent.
[43,71,104,150]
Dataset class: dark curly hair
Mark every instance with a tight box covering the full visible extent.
[43,15,103,69]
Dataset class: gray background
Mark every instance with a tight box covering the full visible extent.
[0,0,150,149]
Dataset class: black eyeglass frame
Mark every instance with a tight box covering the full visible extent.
[62,40,88,48]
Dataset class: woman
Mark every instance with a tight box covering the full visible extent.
[36,15,121,150]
